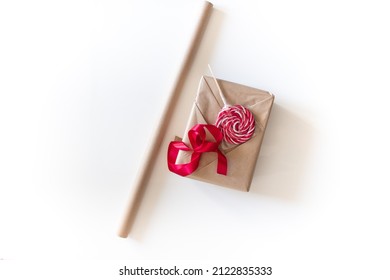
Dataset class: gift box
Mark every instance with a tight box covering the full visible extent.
[169,75,274,191]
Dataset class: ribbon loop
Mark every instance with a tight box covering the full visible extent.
[167,124,227,176]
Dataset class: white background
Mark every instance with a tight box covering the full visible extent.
[1,0,389,279]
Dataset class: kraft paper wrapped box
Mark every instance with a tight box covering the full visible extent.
[171,76,274,192]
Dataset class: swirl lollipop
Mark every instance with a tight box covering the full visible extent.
[208,65,256,145]
[215,105,255,144]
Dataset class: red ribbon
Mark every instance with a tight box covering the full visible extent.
[167,124,227,176]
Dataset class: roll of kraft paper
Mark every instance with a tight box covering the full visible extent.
[118,1,213,238]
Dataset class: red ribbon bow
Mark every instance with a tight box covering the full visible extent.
[167,124,227,176]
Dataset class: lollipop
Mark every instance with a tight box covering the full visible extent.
[215,104,255,144]
[208,65,256,145]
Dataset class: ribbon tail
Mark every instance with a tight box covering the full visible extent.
[216,150,228,175]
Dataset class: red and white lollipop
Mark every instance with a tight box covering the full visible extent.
[215,104,255,145]
[208,65,256,145]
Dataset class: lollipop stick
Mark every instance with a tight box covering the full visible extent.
[118,1,213,238]
[208,64,229,107]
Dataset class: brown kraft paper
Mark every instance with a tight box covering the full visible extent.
[176,75,274,192]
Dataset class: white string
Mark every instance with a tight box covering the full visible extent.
[208,64,229,107]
